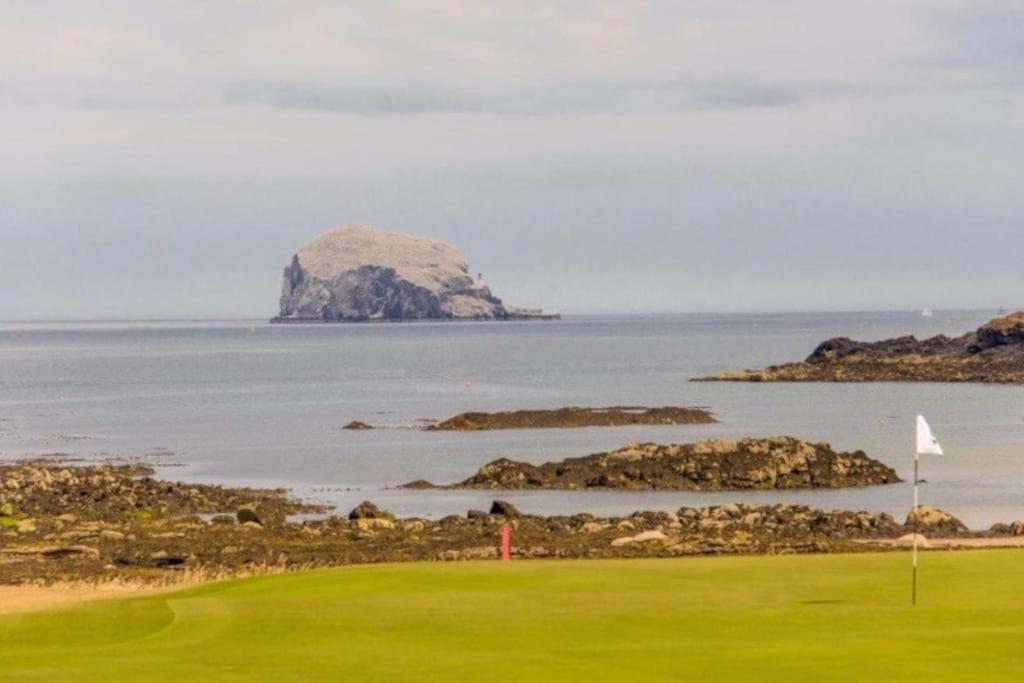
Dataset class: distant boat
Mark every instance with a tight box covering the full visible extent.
[921,307,933,318]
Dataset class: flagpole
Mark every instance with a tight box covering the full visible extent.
[912,451,918,606]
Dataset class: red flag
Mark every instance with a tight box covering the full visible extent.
[500,525,511,561]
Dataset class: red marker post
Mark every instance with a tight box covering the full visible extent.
[500,525,511,561]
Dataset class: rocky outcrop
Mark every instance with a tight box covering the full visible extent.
[905,506,969,536]
[406,437,901,491]
[425,406,716,431]
[698,312,1024,383]
[3,460,1015,586]
[272,224,558,322]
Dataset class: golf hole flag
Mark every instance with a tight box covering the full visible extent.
[910,414,943,605]
[916,415,944,456]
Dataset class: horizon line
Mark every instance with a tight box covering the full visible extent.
[0,307,1010,325]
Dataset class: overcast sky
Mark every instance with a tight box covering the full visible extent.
[1,1,1021,319]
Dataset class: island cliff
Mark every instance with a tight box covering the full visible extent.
[272,224,558,322]
[698,312,1024,383]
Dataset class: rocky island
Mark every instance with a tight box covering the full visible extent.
[273,223,558,322]
[424,406,716,431]
[698,312,1024,383]
[404,437,900,491]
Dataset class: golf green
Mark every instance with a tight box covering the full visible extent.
[2,551,1023,681]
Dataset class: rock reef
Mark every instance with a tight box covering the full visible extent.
[407,437,901,491]
[699,312,1024,383]
[273,224,558,322]
[425,406,716,431]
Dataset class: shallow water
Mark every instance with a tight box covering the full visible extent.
[1,311,1021,528]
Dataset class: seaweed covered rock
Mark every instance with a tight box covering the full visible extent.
[700,312,1024,383]
[417,437,900,491]
[426,406,715,431]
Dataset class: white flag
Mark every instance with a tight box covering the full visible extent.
[916,415,944,455]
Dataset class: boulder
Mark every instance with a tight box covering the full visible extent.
[489,500,521,517]
[611,530,669,547]
[348,501,394,521]
[896,533,930,548]
[355,517,395,530]
[342,421,374,430]
[904,506,968,535]
[236,506,262,526]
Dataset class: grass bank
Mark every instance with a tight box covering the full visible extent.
[2,550,1023,681]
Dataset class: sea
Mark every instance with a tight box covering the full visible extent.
[1,310,1021,529]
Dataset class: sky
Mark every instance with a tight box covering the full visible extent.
[1,0,1022,319]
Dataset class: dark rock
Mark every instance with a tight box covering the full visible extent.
[489,500,521,517]
[342,421,374,430]
[153,553,187,568]
[236,506,261,525]
[348,501,394,521]
[467,509,488,520]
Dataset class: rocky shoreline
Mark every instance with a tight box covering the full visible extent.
[4,459,1010,586]
[406,437,900,491]
[698,312,1024,383]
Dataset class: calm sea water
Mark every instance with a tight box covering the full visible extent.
[1,311,1021,528]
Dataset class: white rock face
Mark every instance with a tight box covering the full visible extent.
[275,224,557,322]
[296,225,472,293]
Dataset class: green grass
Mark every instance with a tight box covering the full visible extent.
[3,551,1024,681]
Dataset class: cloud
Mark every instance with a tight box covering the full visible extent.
[3,1,1024,317]
[688,83,821,109]
[922,2,1024,85]
[219,80,487,115]
[1,78,848,116]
